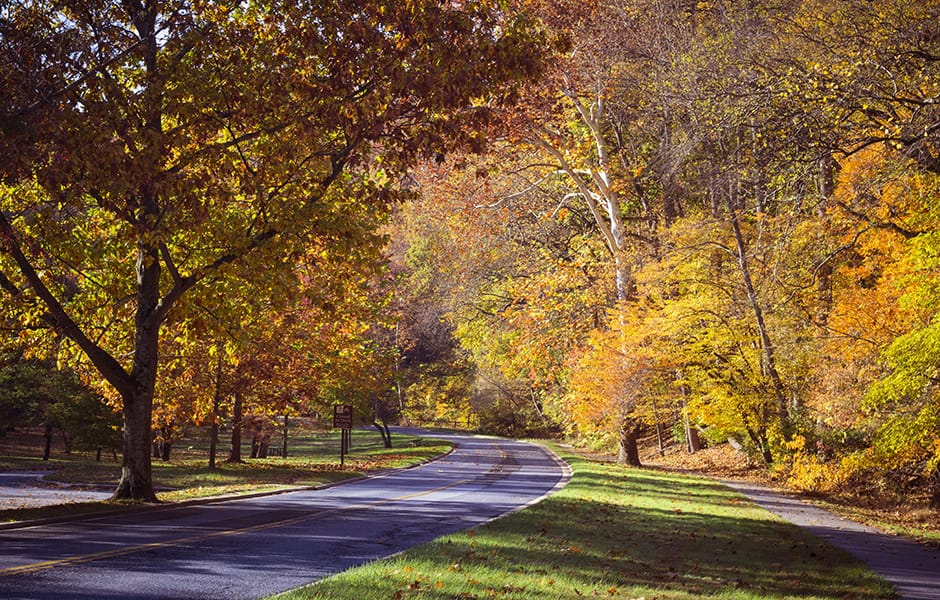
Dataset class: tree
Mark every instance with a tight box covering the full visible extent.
[483,0,724,463]
[395,147,607,435]
[0,352,113,460]
[0,0,550,500]
[45,390,123,462]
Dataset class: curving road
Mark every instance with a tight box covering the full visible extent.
[0,429,569,599]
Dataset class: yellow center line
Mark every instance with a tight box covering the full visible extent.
[1,478,470,578]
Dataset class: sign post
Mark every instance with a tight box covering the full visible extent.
[333,404,353,467]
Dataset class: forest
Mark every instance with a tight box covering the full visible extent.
[1,0,938,511]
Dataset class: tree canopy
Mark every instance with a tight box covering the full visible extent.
[0,0,551,500]
[3,0,939,509]
[389,0,940,504]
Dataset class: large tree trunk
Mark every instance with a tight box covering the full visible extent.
[114,387,157,501]
[618,420,642,467]
[112,237,161,502]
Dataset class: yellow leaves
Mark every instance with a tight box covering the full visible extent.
[786,451,842,493]
[930,438,940,474]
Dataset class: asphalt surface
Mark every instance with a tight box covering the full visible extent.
[0,472,111,510]
[0,429,569,599]
[3,436,938,600]
[722,479,940,600]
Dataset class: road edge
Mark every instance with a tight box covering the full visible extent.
[0,440,457,531]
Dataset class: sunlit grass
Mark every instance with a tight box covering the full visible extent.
[275,445,895,600]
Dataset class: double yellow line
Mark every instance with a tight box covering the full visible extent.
[1,478,469,578]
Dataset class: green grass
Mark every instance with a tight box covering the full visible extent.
[0,428,450,523]
[275,446,896,600]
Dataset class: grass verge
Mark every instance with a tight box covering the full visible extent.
[0,429,449,523]
[275,445,895,600]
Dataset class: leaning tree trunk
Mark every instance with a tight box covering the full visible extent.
[727,197,790,438]
[374,400,393,448]
[373,420,393,448]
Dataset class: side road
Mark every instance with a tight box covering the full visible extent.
[722,479,940,600]
[0,471,111,511]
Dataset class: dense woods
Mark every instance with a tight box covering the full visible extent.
[1,0,938,511]
[392,0,940,507]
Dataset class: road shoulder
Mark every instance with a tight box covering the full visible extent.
[721,478,940,600]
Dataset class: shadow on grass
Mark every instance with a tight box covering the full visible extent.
[290,452,895,600]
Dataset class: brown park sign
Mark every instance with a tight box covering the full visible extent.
[333,404,353,429]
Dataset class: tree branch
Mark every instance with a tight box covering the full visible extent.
[831,196,921,239]
[0,212,132,395]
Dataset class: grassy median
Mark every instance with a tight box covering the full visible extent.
[276,446,895,600]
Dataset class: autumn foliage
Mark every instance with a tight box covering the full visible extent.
[390,0,940,507]
[0,0,552,499]
[1,0,938,510]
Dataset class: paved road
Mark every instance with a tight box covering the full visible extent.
[723,479,940,600]
[0,429,569,599]
[0,472,111,510]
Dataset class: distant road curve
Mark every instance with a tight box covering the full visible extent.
[0,428,569,600]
